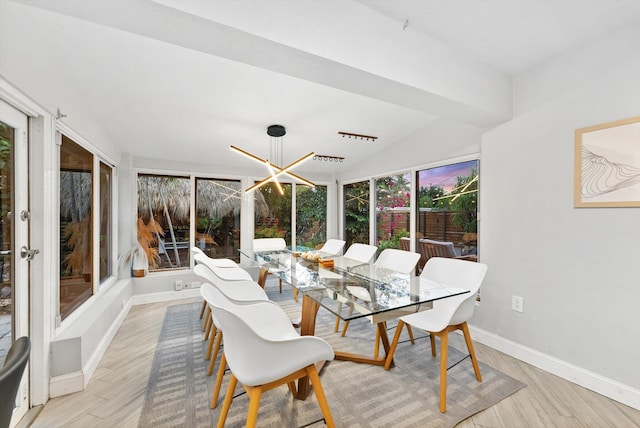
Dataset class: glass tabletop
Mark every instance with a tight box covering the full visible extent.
[240,249,469,323]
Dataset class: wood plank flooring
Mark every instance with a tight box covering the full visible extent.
[26,297,640,427]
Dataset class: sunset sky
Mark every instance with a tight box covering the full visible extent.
[418,160,478,193]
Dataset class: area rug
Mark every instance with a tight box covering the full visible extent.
[139,287,525,428]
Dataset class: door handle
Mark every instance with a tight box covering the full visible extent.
[0,250,11,256]
[20,246,39,261]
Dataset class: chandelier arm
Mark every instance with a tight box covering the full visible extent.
[245,153,316,192]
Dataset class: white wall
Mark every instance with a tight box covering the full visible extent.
[476,23,640,401]
[336,117,483,183]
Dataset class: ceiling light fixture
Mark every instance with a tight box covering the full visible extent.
[338,131,378,141]
[313,154,345,162]
[230,125,315,194]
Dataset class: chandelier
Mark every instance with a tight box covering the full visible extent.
[230,125,315,194]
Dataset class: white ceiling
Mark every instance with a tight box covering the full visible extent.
[2,0,640,175]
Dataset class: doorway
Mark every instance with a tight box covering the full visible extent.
[0,98,31,426]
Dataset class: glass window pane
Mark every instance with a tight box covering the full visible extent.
[416,160,478,256]
[254,183,292,245]
[375,173,411,253]
[195,178,241,262]
[99,162,112,283]
[343,181,370,249]
[59,135,93,320]
[296,185,327,250]
[137,174,191,271]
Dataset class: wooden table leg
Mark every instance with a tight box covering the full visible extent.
[295,295,320,400]
[376,322,394,368]
[256,267,269,288]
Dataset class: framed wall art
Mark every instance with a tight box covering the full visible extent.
[574,116,640,207]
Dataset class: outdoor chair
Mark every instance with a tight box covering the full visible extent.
[383,257,488,413]
[399,236,411,251]
[209,294,336,427]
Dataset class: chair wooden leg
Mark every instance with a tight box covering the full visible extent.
[245,385,263,428]
[206,325,217,359]
[340,320,350,337]
[406,324,415,344]
[429,333,437,357]
[384,320,404,370]
[334,302,343,332]
[292,287,299,302]
[199,300,207,319]
[287,381,298,396]
[217,373,237,428]
[211,352,227,408]
[208,331,223,376]
[202,307,211,331]
[279,278,282,293]
[439,332,448,413]
[306,365,336,428]
[340,306,354,337]
[204,317,213,341]
[461,322,482,382]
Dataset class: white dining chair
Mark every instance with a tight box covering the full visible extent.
[193,248,241,319]
[318,239,346,256]
[252,238,287,291]
[340,248,421,342]
[200,282,272,409]
[342,243,378,264]
[194,264,268,374]
[208,293,336,427]
[383,257,488,413]
[333,243,378,332]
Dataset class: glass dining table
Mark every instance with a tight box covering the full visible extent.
[240,249,469,399]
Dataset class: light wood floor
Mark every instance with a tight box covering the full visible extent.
[25,297,640,428]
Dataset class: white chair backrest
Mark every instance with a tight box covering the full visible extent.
[252,238,286,252]
[192,251,238,268]
[343,243,378,264]
[193,253,250,280]
[420,257,487,327]
[211,301,334,386]
[193,265,267,302]
[191,246,205,257]
[374,248,421,274]
[201,283,290,335]
[319,239,345,256]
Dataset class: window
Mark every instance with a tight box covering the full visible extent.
[343,180,370,249]
[254,183,292,245]
[296,185,327,250]
[416,160,478,256]
[137,174,191,271]
[59,135,93,320]
[375,173,411,252]
[195,178,241,262]
[99,162,112,283]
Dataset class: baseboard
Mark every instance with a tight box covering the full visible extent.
[82,299,132,388]
[130,288,201,306]
[49,371,84,398]
[468,325,640,410]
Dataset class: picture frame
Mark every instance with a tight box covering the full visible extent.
[574,116,640,207]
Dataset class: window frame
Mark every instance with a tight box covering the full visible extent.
[55,124,118,327]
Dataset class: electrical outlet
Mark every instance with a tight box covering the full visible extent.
[512,295,524,313]
[191,281,201,288]
[175,280,183,291]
